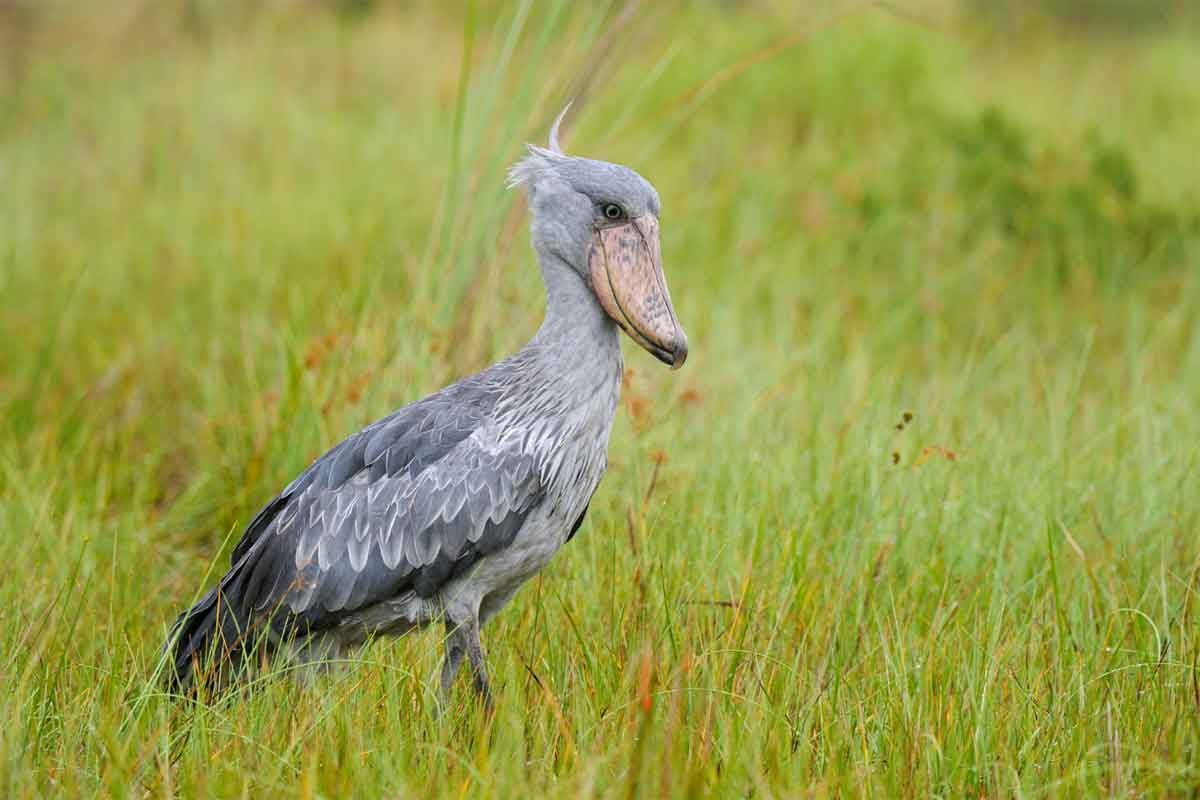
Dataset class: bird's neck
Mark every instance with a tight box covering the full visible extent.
[529,253,621,375]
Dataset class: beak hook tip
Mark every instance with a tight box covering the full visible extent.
[669,334,688,370]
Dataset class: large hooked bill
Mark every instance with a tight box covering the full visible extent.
[588,215,688,369]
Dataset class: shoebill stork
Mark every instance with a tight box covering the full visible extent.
[163,111,688,706]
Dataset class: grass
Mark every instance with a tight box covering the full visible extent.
[2,1,1200,795]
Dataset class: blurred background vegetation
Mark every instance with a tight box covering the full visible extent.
[2,0,1199,796]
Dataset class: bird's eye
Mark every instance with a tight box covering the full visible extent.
[602,203,624,221]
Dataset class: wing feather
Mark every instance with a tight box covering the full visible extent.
[218,381,546,635]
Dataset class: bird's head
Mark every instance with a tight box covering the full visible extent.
[509,108,687,370]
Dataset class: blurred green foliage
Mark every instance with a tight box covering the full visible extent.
[965,0,1189,31]
[931,107,1198,284]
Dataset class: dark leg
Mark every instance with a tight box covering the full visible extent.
[439,621,466,707]
[462,616,493,711]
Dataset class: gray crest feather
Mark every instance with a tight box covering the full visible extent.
[506,100,575,190]
[547,100,573,154]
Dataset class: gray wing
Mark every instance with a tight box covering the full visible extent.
[221,379,543,633]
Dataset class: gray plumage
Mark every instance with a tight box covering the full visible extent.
[165,115,686,706]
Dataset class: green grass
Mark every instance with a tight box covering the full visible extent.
[3,1,1200,796]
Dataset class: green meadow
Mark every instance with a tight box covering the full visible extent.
[2,1,1199,795]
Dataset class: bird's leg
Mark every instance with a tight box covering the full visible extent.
[439,621,467,708]
[462,616,494,711]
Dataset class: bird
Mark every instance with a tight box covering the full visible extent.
[163,108,688,708]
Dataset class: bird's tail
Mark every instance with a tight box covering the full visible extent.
[163,588,241,692]
[163,560,273,693]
